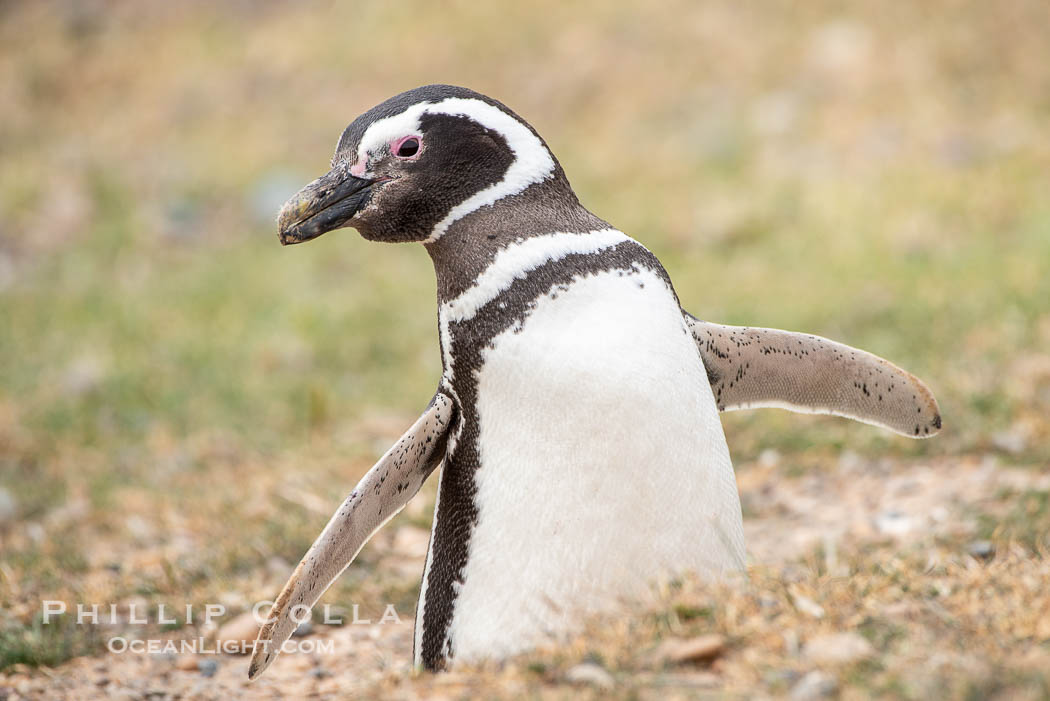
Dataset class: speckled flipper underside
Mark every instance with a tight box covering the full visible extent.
[687,316,941,438]
[248,392,455,680]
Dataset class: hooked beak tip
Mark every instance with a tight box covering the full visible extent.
[275,169,374,246]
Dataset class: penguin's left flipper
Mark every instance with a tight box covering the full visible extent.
[686,316,942,438]
[248,392,456,680]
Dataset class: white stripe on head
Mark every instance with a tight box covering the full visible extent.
[354,102,432,167]
[354,97,557,242]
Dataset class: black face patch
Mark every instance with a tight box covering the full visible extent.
[332,84,579,244]
[353,113,515,243]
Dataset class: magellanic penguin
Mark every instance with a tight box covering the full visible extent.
[249,85,941,678]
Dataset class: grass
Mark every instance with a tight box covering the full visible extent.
[0,0,1048,697]
[0,617,101,672]
[977,488,1050,555]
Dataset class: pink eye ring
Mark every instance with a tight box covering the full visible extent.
[393,135,421,159]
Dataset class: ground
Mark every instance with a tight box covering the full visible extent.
[1,1,1049,699]
[4,455,1050,699]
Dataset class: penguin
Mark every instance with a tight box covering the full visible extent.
[248,84,941,678]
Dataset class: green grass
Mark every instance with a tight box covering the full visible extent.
[978,488,1050,554]
[0,0,1048,689]
[0,617,101,672]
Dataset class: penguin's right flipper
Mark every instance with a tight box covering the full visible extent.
[248,391,456,680]
[686,316,941,438]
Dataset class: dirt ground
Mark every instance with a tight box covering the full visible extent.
[2,1,1049,699]
[4,453,1049,700]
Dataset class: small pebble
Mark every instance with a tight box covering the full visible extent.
[214,612,260,654]
[564,662,615,690]
[0,487,16,525]
[765,668,800,687]
[967,540,995,559]
[198,659,218,678]
[174,654,198,671]
[662,634,727,664]
[790,670,838,700]
[991,429,1027,455]
[791,594,825,619]
[664,671,720,687]
[803,632,874,665]
[875,510,914,536]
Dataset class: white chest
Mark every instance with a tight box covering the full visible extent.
[442,268,745,662]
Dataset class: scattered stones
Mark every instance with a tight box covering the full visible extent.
[837,450,864,472]
[8,397,1050,698]
[666,671,720,687]
[791,594,825,619]
[765,668,800,687]
[633,670,720,688]
[875,509,915,536]
[656,634,727,665]
[790,670,838,700]
[45,497,90,529]
[0,487,16,525]
[124,514,156,542]
[807,19,872,75]
[214,612,261,654]
[992,428,1028,455]
[218,591,248,611]
[782,629,800,656]
[803,632,874,665]
[565,662,615,690]
[967,540,995,560]
[174,654,198,671]
[24,521,45,543]
[758,449,781,469]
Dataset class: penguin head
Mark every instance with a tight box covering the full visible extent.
[277,85,570,245]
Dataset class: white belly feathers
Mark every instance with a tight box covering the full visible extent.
[444,265,746,662]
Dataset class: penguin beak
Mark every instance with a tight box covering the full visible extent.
[277,166,375,245]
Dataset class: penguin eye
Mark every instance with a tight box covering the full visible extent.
[394,136,421,159]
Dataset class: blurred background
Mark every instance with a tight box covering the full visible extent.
[1,0,1048,695]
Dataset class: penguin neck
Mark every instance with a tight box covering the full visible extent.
[424,180,609,304]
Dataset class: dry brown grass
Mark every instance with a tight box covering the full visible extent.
[1,0,1049,698]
